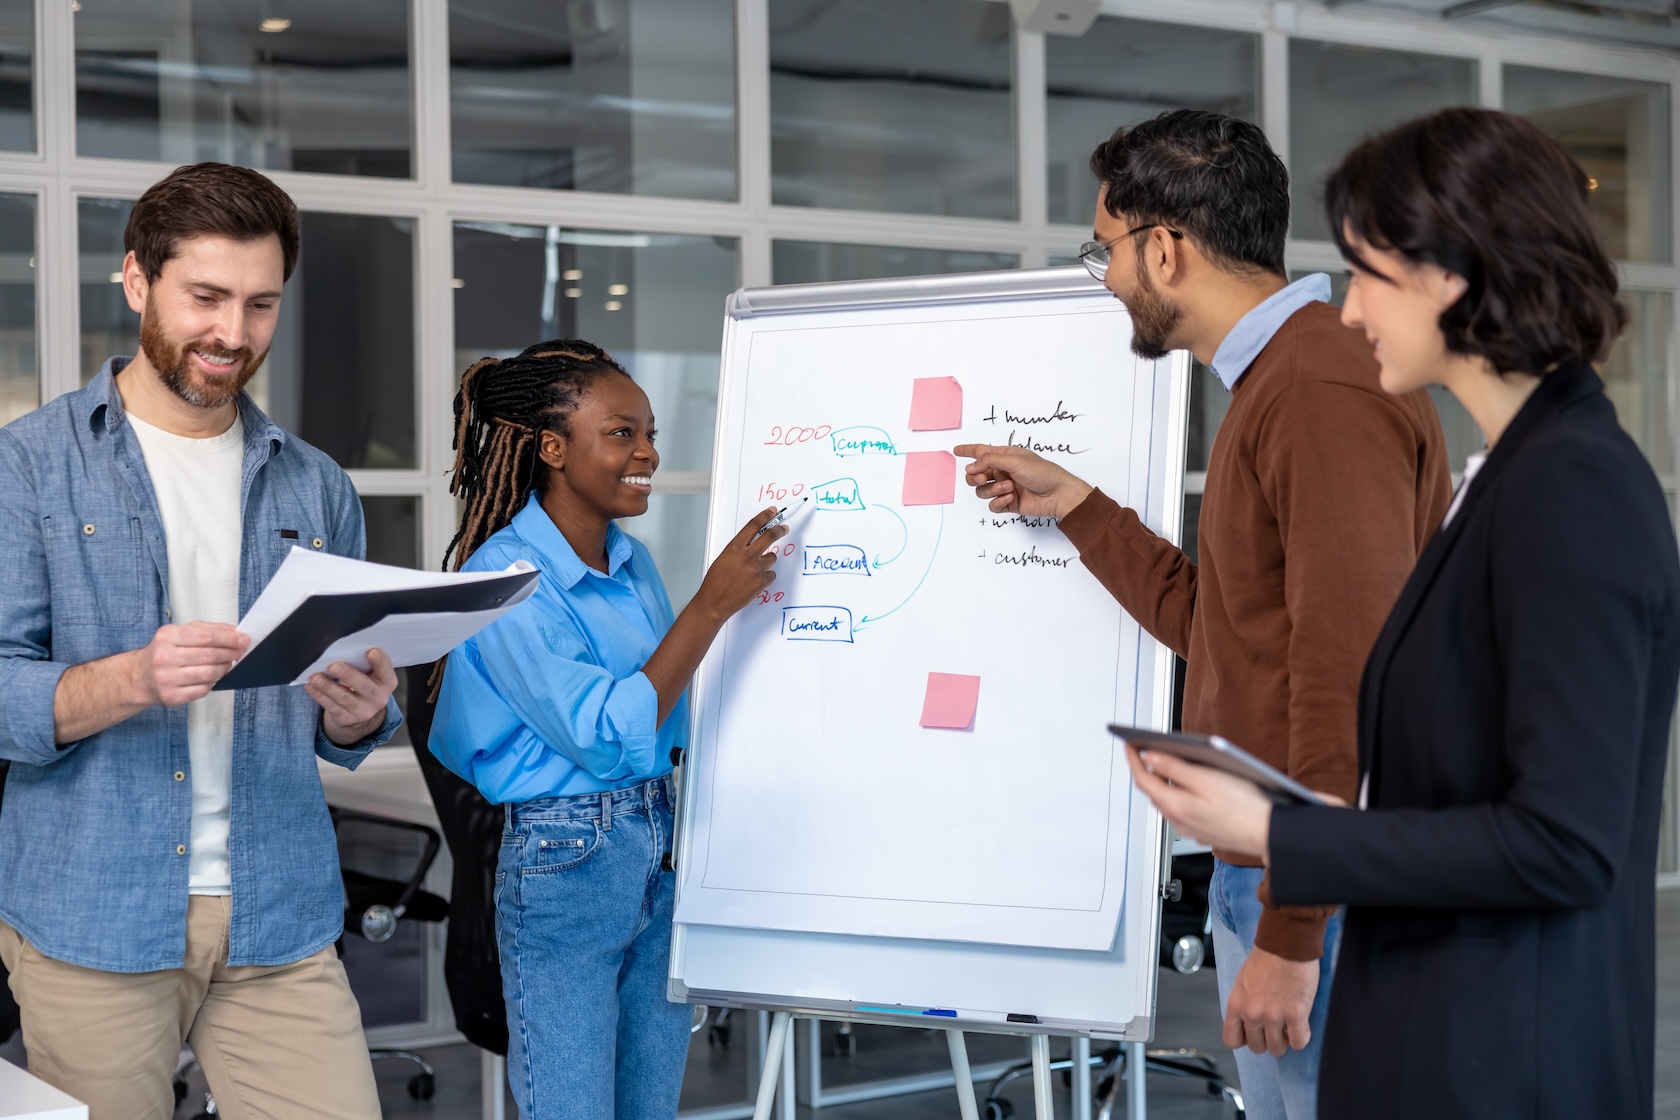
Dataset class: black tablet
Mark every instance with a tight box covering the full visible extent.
[1108,725,1329,807]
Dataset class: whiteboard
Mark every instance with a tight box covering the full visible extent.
[670,267,1188,1038]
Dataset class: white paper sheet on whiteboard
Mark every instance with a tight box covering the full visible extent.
[674,294,1160,951]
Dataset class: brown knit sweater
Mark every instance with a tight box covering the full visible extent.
[1060,301,1451,961]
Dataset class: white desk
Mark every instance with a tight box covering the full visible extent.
[318,746,508,1120]
[0,1062,86,1120]
[318,746,459,1051]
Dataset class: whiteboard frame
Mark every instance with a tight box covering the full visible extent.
[668,266,1192,1042]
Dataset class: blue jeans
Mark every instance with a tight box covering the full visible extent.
[1209,860,1342,1120]
[496,776,690,1120]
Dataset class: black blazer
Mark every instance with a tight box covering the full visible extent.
[1269,363,1680,1120]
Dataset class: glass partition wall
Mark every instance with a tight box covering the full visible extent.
[1,1,1675,880]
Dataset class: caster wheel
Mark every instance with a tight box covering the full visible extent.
[173,1080,189,1107]
[1235,1110,1246,1120]
[407,1072,435,1101]
[983,1099,1014,1120]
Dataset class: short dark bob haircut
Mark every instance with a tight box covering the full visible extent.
[1325,107,1625,377]
[125,162,301,283]
[1090,109,1289,278]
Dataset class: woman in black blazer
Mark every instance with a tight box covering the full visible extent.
[1129,107,1680,1120]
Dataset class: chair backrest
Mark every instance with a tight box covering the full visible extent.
[406,668,509,1056]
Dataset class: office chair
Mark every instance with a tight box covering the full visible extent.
[979,853,1245,1120]
[334,806,451,1101]
[171,808,450,1118]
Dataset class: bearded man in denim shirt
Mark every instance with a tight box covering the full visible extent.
[0,163,401,1120]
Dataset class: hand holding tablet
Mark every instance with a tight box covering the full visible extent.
[1109,725,1330,807]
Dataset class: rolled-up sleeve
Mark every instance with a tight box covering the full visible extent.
[469,591,662,783]
[0,431,73,765]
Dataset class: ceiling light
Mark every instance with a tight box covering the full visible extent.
[607,283,628,296]
[450,277,465,289]
[108,271,122,284]
[259,17,291,32]
[1587,178,1598,190]
[70,1,81,11]
[564,287,582,298]
[604,300,623,312]
[562,269,583,281]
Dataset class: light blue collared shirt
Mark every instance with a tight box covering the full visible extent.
[1208,272,1333,390]
[0,358,401,972]
[429,493,686,804]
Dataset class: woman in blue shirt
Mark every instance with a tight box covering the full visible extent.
[428,340,787,1120]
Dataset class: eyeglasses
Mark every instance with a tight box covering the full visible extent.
[1077,224,1184,281]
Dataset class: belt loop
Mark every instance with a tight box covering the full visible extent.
[600,790,613,831]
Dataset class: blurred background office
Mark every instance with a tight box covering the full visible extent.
[0,0,1672,1116]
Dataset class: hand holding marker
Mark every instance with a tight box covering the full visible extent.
[751,495,810,545]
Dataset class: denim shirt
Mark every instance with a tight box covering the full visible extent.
[430,494,686,805]
[0,359,401,972]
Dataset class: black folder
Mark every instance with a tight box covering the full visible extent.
[215,568,539,691]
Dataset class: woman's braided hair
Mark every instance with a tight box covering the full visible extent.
[428,339,627,698]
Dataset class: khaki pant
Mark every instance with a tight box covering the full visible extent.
[0,896,380,1120]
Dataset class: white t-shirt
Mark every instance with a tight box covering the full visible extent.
[128,412,245,895]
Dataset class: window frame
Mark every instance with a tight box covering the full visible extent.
[0,0,1672,878]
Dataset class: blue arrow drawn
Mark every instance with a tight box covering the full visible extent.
[857,505,943,631]
[872,505,909,568]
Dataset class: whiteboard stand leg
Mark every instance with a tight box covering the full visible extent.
[752,1011,793,1120]
[1071,1036,1091,1120]
[480,1050,505,1120]
[1031,1033,1055,1120]
[946,1030,980,1120]
[1126,1041,1146,1119]
[778,1018,795,1120]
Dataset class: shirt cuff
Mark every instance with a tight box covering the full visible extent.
[314,695,403,771]
[1055,488,1120,552]
[0,658,72,764]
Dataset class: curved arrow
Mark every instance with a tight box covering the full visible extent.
[857,505,943,631]
[871,505,909,568]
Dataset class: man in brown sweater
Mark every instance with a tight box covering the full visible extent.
[958,111,1450,1120]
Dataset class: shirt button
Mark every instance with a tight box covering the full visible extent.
[82,523,95,536]
[311,537,324,549]
[173,771,185,782]
[176,844,187,855]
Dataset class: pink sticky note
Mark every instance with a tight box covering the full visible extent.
[909,376,963,431]
[902,450,956,506]
[921,673,982,730]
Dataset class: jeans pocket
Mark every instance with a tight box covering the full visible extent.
[521,819,602,876]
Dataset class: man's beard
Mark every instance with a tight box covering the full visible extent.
[139,298,266,410]
[1125,263,1182,362]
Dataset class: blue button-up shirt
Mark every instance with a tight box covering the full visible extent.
[0,359,400,972]
[429,494,686,804]
[1209,272,1334,390]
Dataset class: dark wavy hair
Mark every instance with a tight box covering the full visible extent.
[126,162,300,282]
[1325,107,1626,377]
[1089,109,1290,277]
